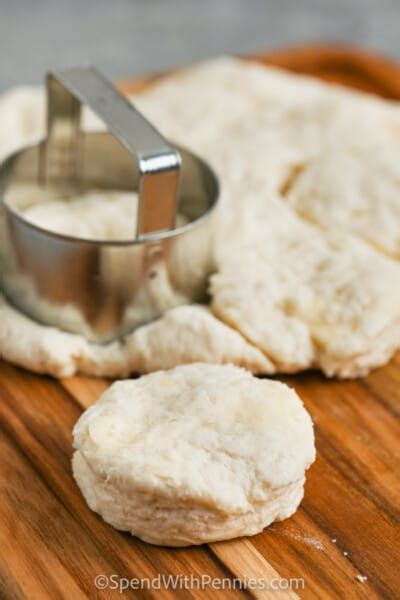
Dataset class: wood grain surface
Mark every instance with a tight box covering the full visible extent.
[0,45,399,599]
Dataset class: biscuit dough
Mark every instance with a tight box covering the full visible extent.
[285,144,400,259]
[72,363,315,545]
[211,195,400,377]
[0,57,399,378]
[0,297,271,377]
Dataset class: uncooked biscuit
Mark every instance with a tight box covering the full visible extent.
[72,363,315,546]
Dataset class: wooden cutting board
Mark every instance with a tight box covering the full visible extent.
[1,45,399,600]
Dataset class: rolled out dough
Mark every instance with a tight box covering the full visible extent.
[1,56,399,378]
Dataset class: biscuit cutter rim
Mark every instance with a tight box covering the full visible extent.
[2,66,220,246]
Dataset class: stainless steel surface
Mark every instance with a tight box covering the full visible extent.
[43,67,181,237]
[0,69,219,343]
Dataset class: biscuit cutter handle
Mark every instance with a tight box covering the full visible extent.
[42,67,181,237]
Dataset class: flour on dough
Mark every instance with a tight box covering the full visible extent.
[72,363,315,546]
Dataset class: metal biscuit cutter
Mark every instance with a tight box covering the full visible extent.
[0,68,219,343]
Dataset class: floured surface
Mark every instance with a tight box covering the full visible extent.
[72,363,315,545]
[0,56,399,378]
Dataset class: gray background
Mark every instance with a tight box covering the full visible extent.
[0,0,399,91]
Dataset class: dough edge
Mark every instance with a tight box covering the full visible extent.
[73,450,305,546]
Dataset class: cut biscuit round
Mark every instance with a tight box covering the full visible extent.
[72,363,315,546]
